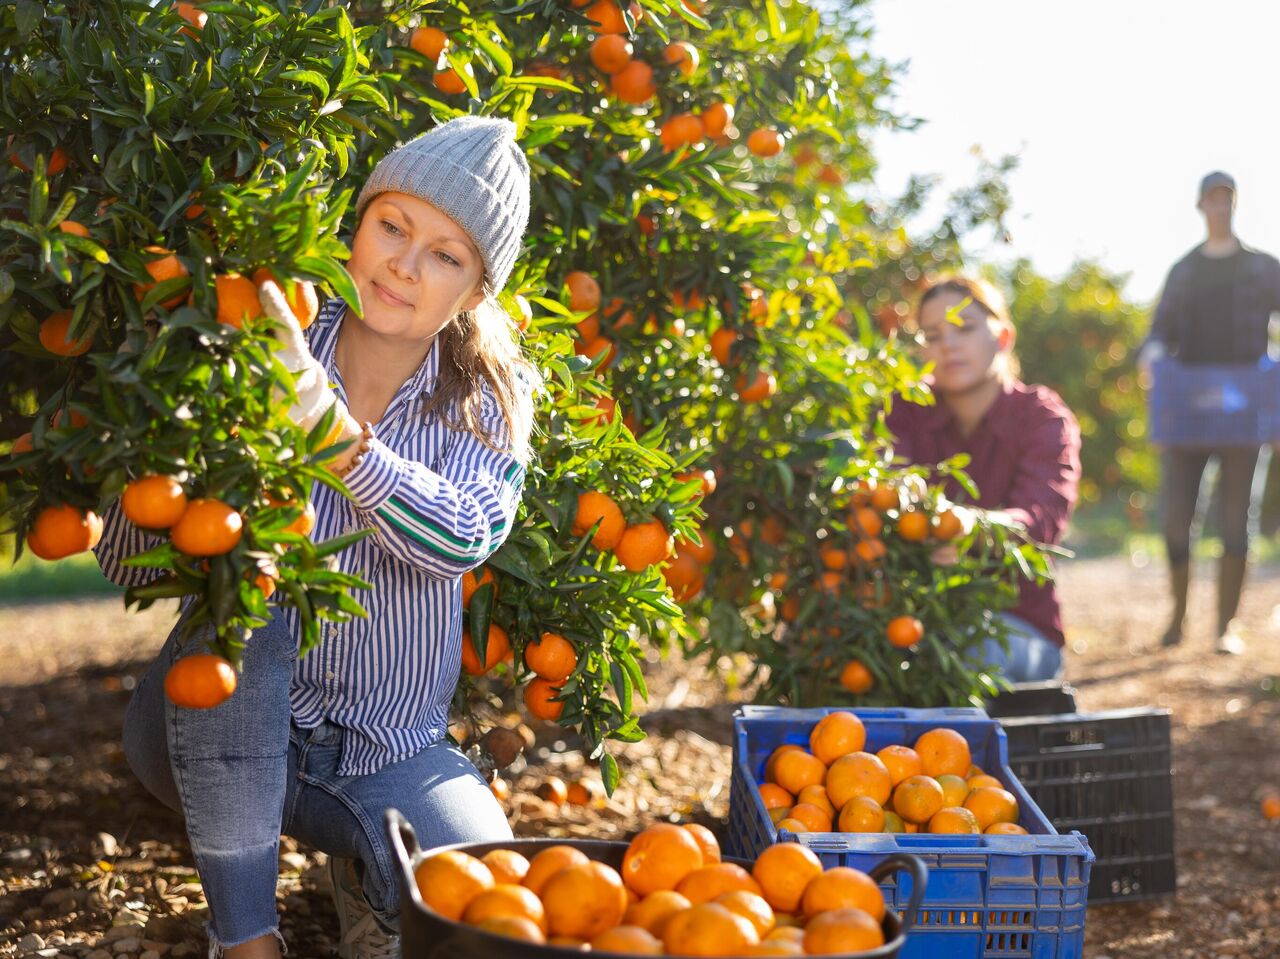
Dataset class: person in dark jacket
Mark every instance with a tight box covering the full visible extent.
[1141,172,1280,655]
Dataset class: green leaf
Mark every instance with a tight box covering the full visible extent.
[600,752,620,796]
[281,69,331,100]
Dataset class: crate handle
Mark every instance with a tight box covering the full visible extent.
[867,853,929,938]
[384,808,423,904]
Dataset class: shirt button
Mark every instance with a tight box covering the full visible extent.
[326,670,336,680]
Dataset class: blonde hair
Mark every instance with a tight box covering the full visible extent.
[913,275,1020,379]
[425,291,541,465]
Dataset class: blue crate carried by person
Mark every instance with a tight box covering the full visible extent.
[727,706,1093,959]
[1147,357,1280,447]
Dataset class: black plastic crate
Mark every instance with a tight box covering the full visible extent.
[986,682,1078,719]
[999,708,1175,904]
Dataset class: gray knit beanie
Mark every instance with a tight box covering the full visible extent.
[355,116,531,292]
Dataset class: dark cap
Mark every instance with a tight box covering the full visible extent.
[1199,171,1236,199]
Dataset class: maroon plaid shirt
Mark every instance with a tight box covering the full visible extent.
[885,379,1081,646]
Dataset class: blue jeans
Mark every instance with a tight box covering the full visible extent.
[980,614,1064,683]
[122,610,512,951]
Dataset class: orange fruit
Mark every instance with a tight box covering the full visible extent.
[584,0,629,33]
[524,677,565,721]
[849,507,883,539]
[542,860,628,939]
[928,806,981,834]
[870,486,900,512]
[252,269,319,330]
[433,66,468,94]
[663,41,700,76]
[892,775,945,825]
[967,774,1004,791]
[622,823,705,896]
[173,1,206,37]
[476,915,545,943]
[591,925,663,954]
[663,901,760,955]
[701,102,734,138]
[914,727,972,778]
[933,509,964,541]
[410,25,448,60]
[787,802,832,833]
[795,785,834,819]
[610,60,656,104]
[414,849,495,921]
[281,500,316,537]
[837,795,886,833]
[25,504,103,561]
[7,138,69,175]
[590,34,633,74]
[681,823,721,864]
[883,811,906,834]
[675,862,763,905]
[490,778,511,802]
[936,775,970,808]
[825,752,892,809]
[816,165,846,186]
[122,475,188,529]
[1263,793,1280,820]
[897,510,929,542]
[566,780,602,806]
[886,616,923,649]
[853,538,886,565]
[986,822,1029,835]
[774,818,808,834]
[169,498,242,556]
[565,271,602,312]
[809,710,866,764]
[614,520,674,571]
[663,551,706,603]
[39,310,92,356]
[763,744,803,783]
[57,219,89,237]
[134,246,189,309]
[751,843,822,913]
[463,883,548,933]
[839,661,874,695]
[461,566,497,608]
[747,129,784,157]
[963,787,1019,830]
[800,867,885,921]
[736,370,777,403]
[213,272,263,328]
[772,749,826,796]
[757,782,793,810]
[163,653,237,709]
[624,889,691,936]
[524,632,577,682]
[11,432,34,455]
[716,890,775,938]
[660,112,704,152]
[522,845,589,897]
[876,745,923,786]
[710,327,739,366]
[481,849,530,885]
[572,491,626,549]
[461,624,511,676]
[803,908,885,954]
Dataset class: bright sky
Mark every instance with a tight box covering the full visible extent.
[865,0,1280,304]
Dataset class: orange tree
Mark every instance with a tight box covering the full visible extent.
[2,0,1046,791]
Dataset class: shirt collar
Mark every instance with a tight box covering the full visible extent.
[915,376,1021,437]
[312,297,440,400]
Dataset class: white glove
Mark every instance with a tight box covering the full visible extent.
[258,280,358,440]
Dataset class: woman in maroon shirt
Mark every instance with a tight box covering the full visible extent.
[886,276,1082,681]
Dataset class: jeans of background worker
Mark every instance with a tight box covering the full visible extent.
[978,613,1064,683]
[121,610,512,951]
[1158,445,1262,646]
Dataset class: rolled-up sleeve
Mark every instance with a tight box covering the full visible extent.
[1001,396,1081,546]
[341,398,528,579]
[92,501,165,588]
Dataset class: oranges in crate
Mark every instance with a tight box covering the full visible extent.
[413,820,894,953]
[757,714,1027,837]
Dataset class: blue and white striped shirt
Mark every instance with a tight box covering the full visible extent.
[95,297,530,775]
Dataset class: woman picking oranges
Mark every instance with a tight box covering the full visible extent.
[93,117,538,959]
[886,276,1081,682]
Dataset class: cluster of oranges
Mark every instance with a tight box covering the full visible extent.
[571,490,676,574]
[415,820,890,955]
[756,712,1027,837]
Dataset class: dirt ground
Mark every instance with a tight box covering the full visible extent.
[2,555,1279,957]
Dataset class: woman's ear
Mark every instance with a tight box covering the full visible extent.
[461,278,487,313]
[997,321,1016,353]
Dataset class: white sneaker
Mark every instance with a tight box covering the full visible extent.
[326,856,401,959]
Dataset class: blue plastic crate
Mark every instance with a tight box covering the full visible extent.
[727,706,1094,959]
[1148,358,1280,447]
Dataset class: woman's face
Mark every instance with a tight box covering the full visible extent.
[917,290,1010,394]
[347,192,486,342]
